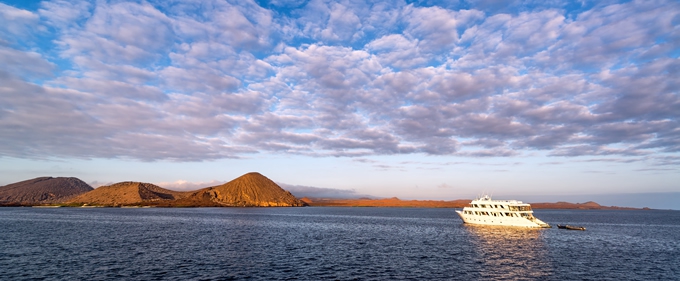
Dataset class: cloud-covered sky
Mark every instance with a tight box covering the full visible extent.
[1,0,678,207]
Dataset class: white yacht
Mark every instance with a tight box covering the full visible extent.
[455,195,550,228]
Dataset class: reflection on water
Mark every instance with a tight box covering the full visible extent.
[464,225,554,280]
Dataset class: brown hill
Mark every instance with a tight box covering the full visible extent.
[69,182,190,206]
[0,177,93,205]
[174,172,305,207]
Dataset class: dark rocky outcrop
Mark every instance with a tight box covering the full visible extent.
[0,177,93,205]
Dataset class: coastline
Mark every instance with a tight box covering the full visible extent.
[1,197,652,210]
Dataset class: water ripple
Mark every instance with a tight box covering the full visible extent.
[0,208,678,280]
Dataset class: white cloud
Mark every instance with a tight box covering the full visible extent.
[0,3,40,43]
[366,34,427,68]
[0,46,55,78]
[156,179,227,191]
[0,0,678,162]
[320,2,362,41]
[39,0,91,28]
[160,66,241,94]
[403,5,484,52]
[85,2,174,51]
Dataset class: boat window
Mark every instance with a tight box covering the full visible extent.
[480,204,485,208]
[500,205,505,209]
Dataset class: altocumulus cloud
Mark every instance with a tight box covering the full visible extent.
[0,0,678,164]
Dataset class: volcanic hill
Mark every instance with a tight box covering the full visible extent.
[173,172,305,207]
[0,177,93,205]
[69,182,190,206]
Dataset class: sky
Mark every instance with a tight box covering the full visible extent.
[0,0,679,209]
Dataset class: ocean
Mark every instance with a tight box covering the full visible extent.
[0,207,678,280]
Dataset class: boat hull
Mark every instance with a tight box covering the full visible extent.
[456,210,551,228]
[557,224,586,231]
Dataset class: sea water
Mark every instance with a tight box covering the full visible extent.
[0,207,678,280]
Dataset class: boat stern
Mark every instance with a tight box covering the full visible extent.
[533,218,551,228]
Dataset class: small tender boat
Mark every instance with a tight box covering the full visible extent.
[455,195,551,228]
[557,224,586,231]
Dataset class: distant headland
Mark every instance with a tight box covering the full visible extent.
[0,173,649,210]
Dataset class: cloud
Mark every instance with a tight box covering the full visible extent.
[38,0,92,28]
[403,5,483,53]
[0,3,41,44]
[0,0,678,164]
[160,66,241,94]
[0,46,55,79]
[437,183,453,189]
[82,2,174,52]
[366,34,427,68]
[156,180,227,191]
[320,2,362,41]
[89,181,113,188]
[278,183,372,198]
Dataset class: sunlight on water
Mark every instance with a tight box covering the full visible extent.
[465,225,554,280]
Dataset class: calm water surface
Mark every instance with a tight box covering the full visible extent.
[0,207,678,280]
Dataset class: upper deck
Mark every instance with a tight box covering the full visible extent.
[466,195,533,211]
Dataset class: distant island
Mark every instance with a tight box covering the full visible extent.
[1,173,304,207]
[301,197,648,210]
[0,173,648,210]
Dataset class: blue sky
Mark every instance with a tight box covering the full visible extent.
[1,0,679,209]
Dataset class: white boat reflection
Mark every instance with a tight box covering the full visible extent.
[464,225,554,280]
